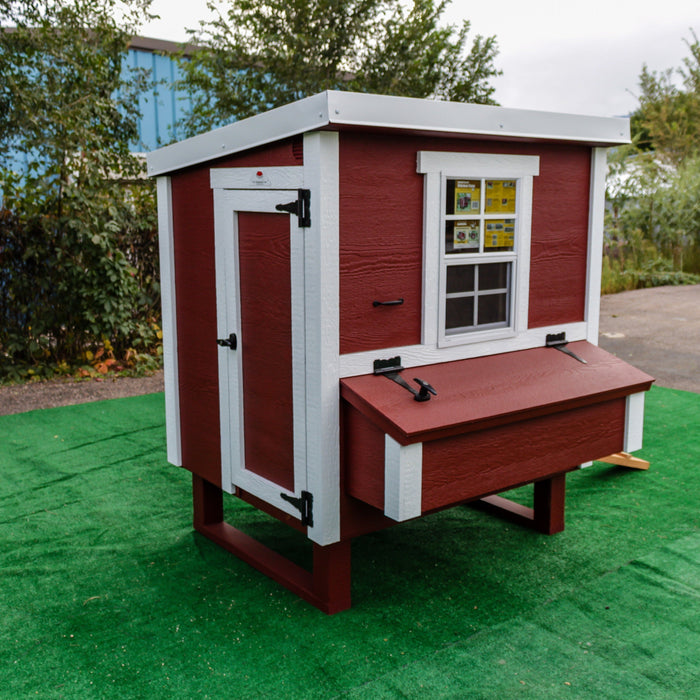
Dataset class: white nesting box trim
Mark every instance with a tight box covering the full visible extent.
[156,176,182,466]
[625,392,646,453]
[384,436,423,522]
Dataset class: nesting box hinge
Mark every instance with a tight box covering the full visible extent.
[275,188,311,227]
[545,332,587,364]
[280,490,314,527]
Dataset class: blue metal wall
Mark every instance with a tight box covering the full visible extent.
[126,46,193,151]
[4,44,191,176]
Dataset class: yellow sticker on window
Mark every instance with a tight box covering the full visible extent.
[484,220,515,249]
[454,180,480,214]
[485,180,516,214]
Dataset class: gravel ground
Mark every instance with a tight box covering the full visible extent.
[598,284,699,393]
[0,370,164,416]
[0,284,697,416]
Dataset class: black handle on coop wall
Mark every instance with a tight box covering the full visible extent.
[372,298,404,307]
[216,333,238,350]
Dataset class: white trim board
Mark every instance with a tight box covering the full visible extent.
[585,148,609,344]
[339,322,589,378]
[384,436,423,522]
[302,131,341,546]
[148,91,630,177]
[156,176,182,467]
[210,166,304,190]
[624,392,646,453]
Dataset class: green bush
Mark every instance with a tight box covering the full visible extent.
[0,1,160,383]
[0,179,161,382]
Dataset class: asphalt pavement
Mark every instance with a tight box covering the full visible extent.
[598,285,700,393]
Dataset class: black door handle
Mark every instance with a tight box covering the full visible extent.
[216,333,237,350]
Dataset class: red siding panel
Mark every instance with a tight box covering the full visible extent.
[343,403,385,511]
[338,134,592,353]
[421,399,625,511]
[528,145,592,327]
[171,139,300,486]
[341,396,626,516]
[238,212,295,491]
[339,133,424,354]
[172,168,221,484]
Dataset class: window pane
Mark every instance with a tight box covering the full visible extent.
[484,219,515,251]
[446,264,475,293]
[446,220,479,254]
[484,180,516,214]
[446,297,474,331]
[478,262,509,290]
[477,293,508,326]
[446,179,480,215]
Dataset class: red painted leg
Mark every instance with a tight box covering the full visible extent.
[191,475,352,613]
[533,473,566,534]
[193,474,223,527]
[472,472,567,535]
[313,541,352,614]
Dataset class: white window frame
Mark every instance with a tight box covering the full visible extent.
[417,151,540,348]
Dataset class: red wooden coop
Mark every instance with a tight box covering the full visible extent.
[148,91,653,613]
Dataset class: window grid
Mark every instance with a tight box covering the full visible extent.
[442,176,518,336]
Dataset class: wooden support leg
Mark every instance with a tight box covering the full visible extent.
[471,473,567,535]
[191,475,352,614]
[597,452,650,470]
[313,540,352,614]
[533,473,566,535]
[193,472,224,527]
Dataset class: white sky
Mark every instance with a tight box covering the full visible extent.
[141,0,699,118]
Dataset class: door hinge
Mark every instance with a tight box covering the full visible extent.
[275,188,311,227]
[280,490,313,527]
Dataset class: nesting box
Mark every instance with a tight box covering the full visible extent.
[148,92,653,613]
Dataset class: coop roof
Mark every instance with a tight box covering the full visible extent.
[147,90,630,177]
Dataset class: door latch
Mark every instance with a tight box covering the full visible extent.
[373,356,437,402]
[546,332,586,364]
[216,333,237,350]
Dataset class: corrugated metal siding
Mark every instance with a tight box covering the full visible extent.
[126,47,193,151]
[3,46,192,177]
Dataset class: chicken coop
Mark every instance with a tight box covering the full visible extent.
[148,91,653,613]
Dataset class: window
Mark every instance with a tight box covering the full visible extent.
[443,177,517,335]
[417,152,539,348]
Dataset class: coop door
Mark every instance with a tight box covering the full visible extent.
[212,182,307,522]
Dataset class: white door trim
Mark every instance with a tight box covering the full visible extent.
[212,181,307,523]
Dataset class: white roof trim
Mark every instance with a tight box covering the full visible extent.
[147,90,630,176]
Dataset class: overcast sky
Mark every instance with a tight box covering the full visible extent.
[142,0,699,118]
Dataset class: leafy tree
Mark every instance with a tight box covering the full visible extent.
[603,31,700,292]
[0,0,160,378]
[631,31,700,164]
[179,0,501,135]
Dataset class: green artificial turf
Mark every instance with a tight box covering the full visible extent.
[0,386,698,698]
